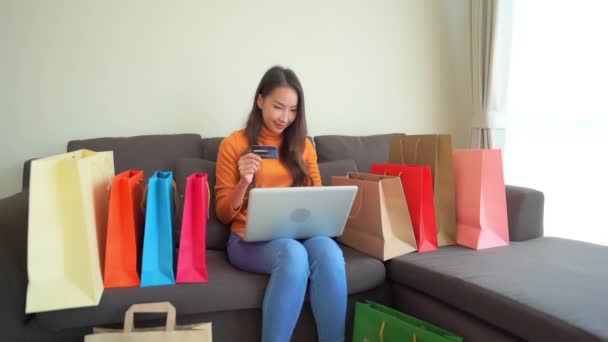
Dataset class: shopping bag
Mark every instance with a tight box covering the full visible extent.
[353,301,463,342]
[140,171,178,287]
[332,172,417,260]
[389,135,457,246]
[26,149,114,313]
[371,164,438,252]
[453,149,509,249]
[176,173,209,283]
[85,302,212,342]
[104,170,145,288]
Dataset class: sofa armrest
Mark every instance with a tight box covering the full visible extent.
[0,192,30,340]
[22,159,36,192]
[505,185,544,241]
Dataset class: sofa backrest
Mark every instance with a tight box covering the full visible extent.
[67,134,205,179]
[313,133,405,173]
[199,136,316,163]
[200,137,224,162]
[66,134,236,250]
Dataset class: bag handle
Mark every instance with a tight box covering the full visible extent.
[105,175,113,192]
[136,180,146,213]
[123,302,176,333]
[172,180,181,222]
[348,185,364,219]
[399,138,422,165]
[140,183,148,212]
[362,320,419,342]
[370,320,385,342]
[347,172,401,219]
[139,180,181,223]
[205,180,211,220]
[382,170,403,177]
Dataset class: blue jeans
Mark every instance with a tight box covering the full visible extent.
[227,233,347,342]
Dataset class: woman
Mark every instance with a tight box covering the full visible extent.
[215,66,347,342]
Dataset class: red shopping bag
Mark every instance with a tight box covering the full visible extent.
[104,170,145,288]
[176,173,209,283]
[371,164,438,252]
[453,149,509,250]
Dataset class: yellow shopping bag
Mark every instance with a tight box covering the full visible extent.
[26,149,114,313]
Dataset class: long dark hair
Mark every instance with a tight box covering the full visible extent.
[245,66,310,186]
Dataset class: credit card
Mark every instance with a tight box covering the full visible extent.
[251,145,278,159]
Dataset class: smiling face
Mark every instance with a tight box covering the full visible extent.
[256,86,299,134]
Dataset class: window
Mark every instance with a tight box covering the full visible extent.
[504,0,608,245]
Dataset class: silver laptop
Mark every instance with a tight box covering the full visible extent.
[243,186,358,242]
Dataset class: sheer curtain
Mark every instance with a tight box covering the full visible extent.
[470,0,513,149]
[504,0,608,245]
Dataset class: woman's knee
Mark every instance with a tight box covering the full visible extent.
[272,239,310,277]
[303,236,345,266]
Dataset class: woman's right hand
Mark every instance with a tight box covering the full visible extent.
[238,152,262,185]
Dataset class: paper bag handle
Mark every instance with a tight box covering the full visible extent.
[123,302,176,333]
[172,180,181,222]
[382,170,403,177]
[399,138,422,165]
[105,175,114,192]
[206,180,211,220]
[349,185,364,219]
[362,320,418,342]
[140,180,181,221]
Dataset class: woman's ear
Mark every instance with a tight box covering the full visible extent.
[256,94,264,110]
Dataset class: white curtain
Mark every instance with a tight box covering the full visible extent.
[504,0,608,245]
[470,0,514,149]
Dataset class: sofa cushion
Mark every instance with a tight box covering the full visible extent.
[313,134,404,173]
[174,158,230,250]
[34,245,385,331]
[67,134,205,179]
[34,250,267,331]
[341,244,385,295]
[387,238,608,341]
[318,159,358,186]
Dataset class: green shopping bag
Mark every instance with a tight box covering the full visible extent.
[353,301,463,342]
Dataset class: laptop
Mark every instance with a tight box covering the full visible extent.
[243,186,358,242]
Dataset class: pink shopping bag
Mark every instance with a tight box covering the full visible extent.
[176,173,209,283]
[453,149,509,250]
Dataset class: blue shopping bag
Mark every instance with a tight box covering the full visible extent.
[141,171,178,287]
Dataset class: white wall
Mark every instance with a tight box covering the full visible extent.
[0,0,472,198]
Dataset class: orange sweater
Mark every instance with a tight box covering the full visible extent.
[215,126,322,234]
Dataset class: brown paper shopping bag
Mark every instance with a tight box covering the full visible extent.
[85,302,212,342]
[332,172,417,260]
[389,135,457,246]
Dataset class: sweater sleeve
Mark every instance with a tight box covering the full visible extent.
[303,138,322,186]
[215,134,243,224]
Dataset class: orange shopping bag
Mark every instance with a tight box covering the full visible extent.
[104,170,145,288]
[453,149,509,250]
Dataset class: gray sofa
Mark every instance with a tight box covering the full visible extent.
[1,133,607,342]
